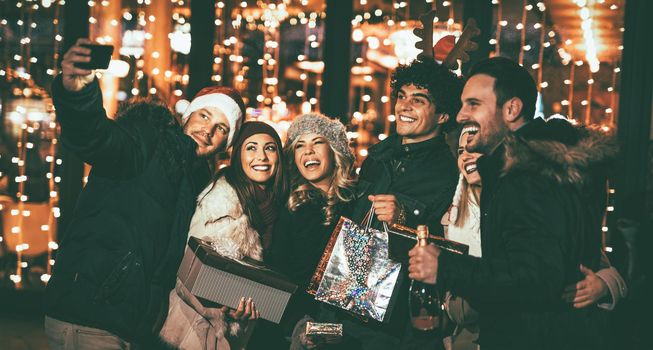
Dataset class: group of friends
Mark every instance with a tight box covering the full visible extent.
[42,38,626,350]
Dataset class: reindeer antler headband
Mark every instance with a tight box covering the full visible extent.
[413,10,481,70]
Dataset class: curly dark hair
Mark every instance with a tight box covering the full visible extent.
[391,59,464,132]
[114,97,190,184]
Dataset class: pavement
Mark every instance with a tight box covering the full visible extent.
[0,289,48,350]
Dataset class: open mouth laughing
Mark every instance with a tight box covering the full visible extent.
[461,125,479,136]
[464,162,477,174]
[303,159,321,169]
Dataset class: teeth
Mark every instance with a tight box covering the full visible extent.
[465,164,477,174]
[462,125,479,135]
[304,160,320,167]
[252,165,270,171]
[399,115,416,123]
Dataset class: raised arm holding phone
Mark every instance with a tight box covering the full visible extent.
[44,38,245,349]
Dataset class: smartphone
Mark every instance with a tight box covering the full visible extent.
[74,44,114,70]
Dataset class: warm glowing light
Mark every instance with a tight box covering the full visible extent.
[106,59,130,78]
[352,28,364,42]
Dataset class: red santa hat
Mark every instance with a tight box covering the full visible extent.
[182,86,246,148]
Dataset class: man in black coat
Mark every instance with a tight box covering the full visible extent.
[43,39,245,349]
[351,59,462,236]
[325,59,462,349]
[408,57,607,349]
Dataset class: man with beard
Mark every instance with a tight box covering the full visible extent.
[322,59,463,349]
[44,38,245,349]
[409,57,611,349]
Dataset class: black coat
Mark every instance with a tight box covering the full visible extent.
[351,134,458,235]
[267,198,353,327]
[45,78,210,343]
[438,119,617,350]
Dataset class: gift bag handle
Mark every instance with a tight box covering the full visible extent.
[360,204,374,232]
[360,203,391,234]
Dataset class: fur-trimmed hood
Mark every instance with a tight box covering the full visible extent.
[501,118,618,187]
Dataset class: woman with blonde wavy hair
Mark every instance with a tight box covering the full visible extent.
[266,112,358,349]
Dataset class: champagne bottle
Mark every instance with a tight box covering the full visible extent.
[409,225,444,331]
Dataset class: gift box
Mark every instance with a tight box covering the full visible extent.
[177,237,298,324]
[305,322,343,344]
[386,223,469,261]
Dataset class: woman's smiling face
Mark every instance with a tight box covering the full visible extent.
[240,133,279,187]
[293,133,335,192]
[458,128,483,186]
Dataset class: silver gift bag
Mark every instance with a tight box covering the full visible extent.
[308,210,402,323]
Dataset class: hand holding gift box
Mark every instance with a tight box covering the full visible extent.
[178,237,298,324]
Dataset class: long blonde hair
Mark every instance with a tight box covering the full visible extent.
[450,130,482,226]
[285,137,356,226]
[449,174,481,227]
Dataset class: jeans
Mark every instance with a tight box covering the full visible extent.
[44,316,135,350]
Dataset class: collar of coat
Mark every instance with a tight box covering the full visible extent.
[499,118,618,187]
[367,133,448,161]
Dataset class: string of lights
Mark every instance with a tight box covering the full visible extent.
[491,0,502,56]
[518,0,527,66]
[585,69,593,125]
[534,2,547,91]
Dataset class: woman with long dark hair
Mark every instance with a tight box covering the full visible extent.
[160,121,287,350]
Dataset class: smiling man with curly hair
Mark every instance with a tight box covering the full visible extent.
[322,59,464,350]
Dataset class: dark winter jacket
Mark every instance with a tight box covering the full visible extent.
[351,133,458,235]
[45,78,211,343]
[267,196,354,330]
[437,118,617,350]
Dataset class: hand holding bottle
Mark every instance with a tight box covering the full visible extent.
[408,242,441,285]
[408,225,444,331]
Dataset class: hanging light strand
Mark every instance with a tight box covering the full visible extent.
[12,125,28,288]
[568,63,575,120]
[18,0,27,71]
[51,1,63,76]
[609,61,619,127]
[578,2,600,72]
[518,0,527,65]
[585,69,593,125]
[45,122,60,279]
[212,3,224,84]
[536,7,546,91]
[494,0,502,56]
[444,0,455,28]
[25,2,35,74]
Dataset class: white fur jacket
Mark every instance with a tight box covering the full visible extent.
[188,176,263,261]
[159,177,263,350]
